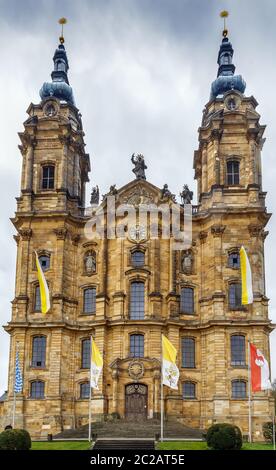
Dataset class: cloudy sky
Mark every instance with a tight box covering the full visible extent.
[0,0,275,392]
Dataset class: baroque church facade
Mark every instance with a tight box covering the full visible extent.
[1,26,274,439]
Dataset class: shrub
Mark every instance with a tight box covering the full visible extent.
[263,422,276,443]
[0,429,31,450]
[206,423,242,450]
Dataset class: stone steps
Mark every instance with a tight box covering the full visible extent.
[55,418,203,440]
[93,439,155,450]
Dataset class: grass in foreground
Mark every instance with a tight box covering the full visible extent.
[32,440,90,450]
[157,441,274,451]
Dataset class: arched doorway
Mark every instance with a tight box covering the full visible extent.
[125,383,148,421]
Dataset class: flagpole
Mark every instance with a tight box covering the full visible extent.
[272,401,275,451]
[161,335,164,442]
[248,340,252,443]
[88,336,93,442]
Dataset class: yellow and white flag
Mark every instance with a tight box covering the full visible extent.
[162,335,179,390]
[90,339,103,389]
[35,251,50,314]
[240,246,253,305]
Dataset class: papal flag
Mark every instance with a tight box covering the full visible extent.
[240,246,253,305]
[250,343,271,392]
[162,335,179,390]
[35,251,50,314]
[90,339,103,390]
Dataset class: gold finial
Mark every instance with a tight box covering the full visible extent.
[58,17,67,44]
[220,10,229,37]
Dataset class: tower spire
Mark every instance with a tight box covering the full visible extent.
[39,18,75,105]
[210,11,246,100]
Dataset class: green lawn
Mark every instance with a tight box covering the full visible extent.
[32,440,91,450]
[157,441,274,451]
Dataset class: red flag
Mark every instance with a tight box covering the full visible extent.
[250,343,271,392]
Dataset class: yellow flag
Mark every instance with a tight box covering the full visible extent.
[90,339,103,389]
[35,252,50,314]
[240,246,253,305]
[162,335,179,390]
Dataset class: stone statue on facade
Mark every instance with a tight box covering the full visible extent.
[180,184,193,205]
[90,185,99,205]
[161,184,176,202]
[181,250,193,274]
[131,153,147,180]
[84,251,96,274]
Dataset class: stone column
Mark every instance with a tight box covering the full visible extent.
[24,137,36,191]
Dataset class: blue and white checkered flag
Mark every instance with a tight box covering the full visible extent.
[14,350,23,393]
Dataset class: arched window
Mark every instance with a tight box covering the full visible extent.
[83,288,96,314]
[231,335,246,366]
[34,285,41,312]
[183,382,196,399]
[228,252,240,269]
[232,380,247,398]
[80,382,90,399]
[227,161,240,185]
[38,254,50,271]
[81,338,91,369]
[180,287,194,314]
[42,165,55,190]
[229,283,242,309]
[182,337,195,368]
[130,282,145,319]
[30,381,45,399]
[31,336,46,368]
[131,251,145,268]
[130,334,144,357]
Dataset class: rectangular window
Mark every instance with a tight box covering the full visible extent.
[229,284,242,309]
[182,337,195,368]
[130,282,145,319]
[81,339,91,369]
[30,381,45,399]
[130,335,144,357]
[227,161,240,185]
[83,288,96,314]
[231,335,246,366]
[31,336,46,367]
[232,380,246,398]
[42,166,55,190]
[180,288,194,314]
[183,382,196,399]
[34,286,41,312]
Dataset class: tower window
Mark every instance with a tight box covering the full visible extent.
[34,285,41,312]
[131,250,145,268]
[81,338,91,369]
[30,381,45,399]
[229,283,242,309]
[231,335,246,366]
[180,287,194,314]
[130,334,144,358]
[42,165,55,190]
[183,382,196,399]
[130,282,145,320]
[227,161,240,185]
[182,337,195,368]
[83,288,96,314]
[228,252,240,269]
[38,254,50,271]
[232,380,246,398]
[80,382,90,399]
[31,336,46,368]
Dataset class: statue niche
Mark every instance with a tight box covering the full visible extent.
[84,250,96,275]
[181,250,194,275]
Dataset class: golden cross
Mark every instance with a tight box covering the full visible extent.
[220,10,229,37]
[58,17,67,44]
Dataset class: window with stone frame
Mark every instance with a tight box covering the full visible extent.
[229,283,242,309]
[130,281,145,319]
[182,337,196,368]
[30,380,45,399]
[34,285,41,312]
[31,336,46,368]
[183,381,196,399]
[83,287,96,314]
[130,334,144,357]
[80,382,90,399]
[228,251,240,269]
[232,379,247,398]
[227,160,240,185]
[38,254,50,271]
[131,250,145,268]
[231,335,246,366]
[81,338,91,369]
[180,287,195,314]
[42,165,55,189]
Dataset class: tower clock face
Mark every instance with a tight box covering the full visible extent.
[225,94,241,111]
[43,101,58,117]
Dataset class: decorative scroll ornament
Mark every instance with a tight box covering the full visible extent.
[128,361,144,380]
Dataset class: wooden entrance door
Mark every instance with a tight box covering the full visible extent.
[125,383,148,421]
